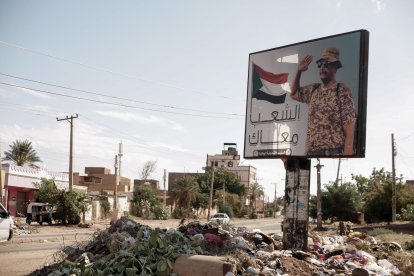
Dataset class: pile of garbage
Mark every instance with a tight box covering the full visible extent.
[29,217,412,275]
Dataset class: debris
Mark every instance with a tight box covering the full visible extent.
[28,217,409,276]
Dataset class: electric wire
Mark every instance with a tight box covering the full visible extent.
[0,40,241,101]
[0,72,244,117]
[0,82,243,119]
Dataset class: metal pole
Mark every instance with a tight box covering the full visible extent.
[391,133,396,222]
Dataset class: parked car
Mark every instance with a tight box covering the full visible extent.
[26,202,55,225]
[209,213,230,224]
[0,202,14,241]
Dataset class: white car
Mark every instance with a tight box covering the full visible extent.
[210,213,230,224]
[0,203,14,242]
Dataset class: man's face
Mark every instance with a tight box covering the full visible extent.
[318,61,337,83]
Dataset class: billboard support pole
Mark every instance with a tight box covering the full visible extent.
[282,158,311,251]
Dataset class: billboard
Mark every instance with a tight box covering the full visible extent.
[244,30,369,159]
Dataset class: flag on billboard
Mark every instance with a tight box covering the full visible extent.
[252,64,288,104]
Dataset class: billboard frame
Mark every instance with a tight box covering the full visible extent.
[244,29,369,159]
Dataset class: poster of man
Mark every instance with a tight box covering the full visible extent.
[244,30,368,159]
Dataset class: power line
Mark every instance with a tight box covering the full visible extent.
[0,40,241,101]
[0,72,244,117]
[0,82,243,119]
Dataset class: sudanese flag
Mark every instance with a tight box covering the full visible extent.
[252,64,288,104]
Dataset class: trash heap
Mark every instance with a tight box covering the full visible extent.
[29,217,412,276]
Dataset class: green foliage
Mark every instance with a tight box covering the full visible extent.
[192,193,208,214]
[218,202,234,218]
[151,205,169,220]
[398,204,414,222]
[34,178,57,203]
[249,182,264,210]
[35,178,86,224]
[405,240,414,251]
[171,176,199,216]
[99,192,111,219]
[132,185,161,217]
[171,207,187,219]
[309,181,361,223]
[3,139,41,168]
[249,210,258,219]
[353,168,405,222]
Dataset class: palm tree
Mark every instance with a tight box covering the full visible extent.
[249,182,265,211]
[3,139,42,168]
[171,176,199,217]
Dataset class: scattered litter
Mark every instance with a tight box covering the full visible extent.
[27,217,411,276]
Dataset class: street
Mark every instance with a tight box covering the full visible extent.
[0,217,283,275]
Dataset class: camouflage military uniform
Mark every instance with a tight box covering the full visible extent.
[298,82,356,155]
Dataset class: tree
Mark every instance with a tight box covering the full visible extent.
[3,139,41,168]
[171,176,199,217]
[139,160,157,180]
[353,168,406,222]
[309,181,361,223]
[34,178,86,225]
[132,185,161,218]
[249,182,264,211]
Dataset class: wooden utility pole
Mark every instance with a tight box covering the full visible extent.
[315,159,324,229]
[207,163,215,221]
[163,169,167,207]
[391,133,396,222]
[57,114,78,191]
[273,183,277,218]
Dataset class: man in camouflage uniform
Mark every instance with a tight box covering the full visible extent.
[290,48,356,156]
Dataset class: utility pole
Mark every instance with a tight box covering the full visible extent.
[315,159,324,229]
[118,141,123,177]
[163,169,167,207]
[114,155,118,209]
[273,183,277,218]
[391,133,397,222]
[57,114,78,191]
[207,163,215,221]
[336,158,341,185]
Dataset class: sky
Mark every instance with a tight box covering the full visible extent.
[0,0,413,200]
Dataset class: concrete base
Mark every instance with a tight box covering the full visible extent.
[173,254,236,276]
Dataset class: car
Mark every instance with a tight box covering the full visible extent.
[209,213,230,224]
[0,202,14,242]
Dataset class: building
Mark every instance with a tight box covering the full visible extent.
[206,143,257,193]
[0,163,69,216]
[74,167,131,194]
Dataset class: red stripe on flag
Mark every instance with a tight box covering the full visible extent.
[254,64,288,84]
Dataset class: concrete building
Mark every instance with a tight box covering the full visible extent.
[0,163,69,216]
[206,143,257,194]
[74,167,131,194]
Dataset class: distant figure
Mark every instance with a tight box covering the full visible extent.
[290,48,356,156]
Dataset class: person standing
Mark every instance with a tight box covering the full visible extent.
[290,48,356,156]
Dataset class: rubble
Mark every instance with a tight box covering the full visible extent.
[29,217,413,275]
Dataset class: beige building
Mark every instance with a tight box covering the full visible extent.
[74,167,131,194]
[206,143,261,209]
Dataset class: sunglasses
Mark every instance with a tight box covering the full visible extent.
[316,60,333,68]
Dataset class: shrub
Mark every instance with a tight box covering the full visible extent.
[152,205,169,220]
[405,240,414,251]
[398,204,414,222]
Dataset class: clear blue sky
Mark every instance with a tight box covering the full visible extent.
[1,0,413,199]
